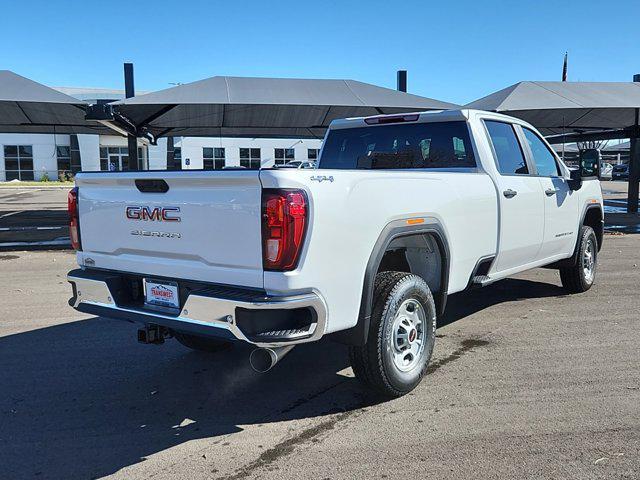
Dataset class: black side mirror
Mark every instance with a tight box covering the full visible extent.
[579,148,601,178]
[568,168,582,191]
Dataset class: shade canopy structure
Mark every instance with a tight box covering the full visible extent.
[0,70,114,135]
[465,81,640,142]
[603,140,630,151]
[467,80,640,213]
[551,143,580,153]
[108,76,459,139]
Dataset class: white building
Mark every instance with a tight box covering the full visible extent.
[0,87,322,181]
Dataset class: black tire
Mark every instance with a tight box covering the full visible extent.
[173,331,233,353]
[349,271,437,397]
[560,225,598,293]
[349,271,406,387]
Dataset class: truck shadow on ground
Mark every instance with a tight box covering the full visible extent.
[439,277,568,328]
[0,319,368,480]
[0,277,566,479]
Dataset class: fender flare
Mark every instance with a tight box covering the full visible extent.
[550,203,604,269]
[574,203,604,256]
[333,219,450,346]
[580,203,604,251]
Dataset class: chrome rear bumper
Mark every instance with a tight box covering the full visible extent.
[67,269,327,348]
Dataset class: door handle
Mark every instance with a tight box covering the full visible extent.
[545,188,557,197]
[503,189,518,198]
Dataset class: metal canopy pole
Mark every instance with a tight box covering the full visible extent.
[124,63,140,171]
[628,73,640,213]
[397,70,407,92]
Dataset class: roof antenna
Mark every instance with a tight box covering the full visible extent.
[562,52,568,82]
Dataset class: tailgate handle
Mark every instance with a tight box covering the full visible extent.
[135,179,169,193]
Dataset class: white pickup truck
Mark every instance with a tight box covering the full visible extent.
[67,109,603,397]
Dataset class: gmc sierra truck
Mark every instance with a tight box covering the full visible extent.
[67,109,604,397]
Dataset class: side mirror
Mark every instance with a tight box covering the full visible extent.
[579,148,601,179]
[568,168,582,191]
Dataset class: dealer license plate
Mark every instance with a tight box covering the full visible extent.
[144,279,179,309]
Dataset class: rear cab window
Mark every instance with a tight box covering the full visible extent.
[318,121,476,170]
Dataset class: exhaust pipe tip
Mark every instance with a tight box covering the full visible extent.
[249,348,277,373]
[249,345,294,373]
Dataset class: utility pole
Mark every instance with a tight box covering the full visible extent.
[124,63,140,171]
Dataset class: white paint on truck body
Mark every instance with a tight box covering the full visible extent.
[75,171,264,288]
[260,168,497,333]
[72,109,603,340]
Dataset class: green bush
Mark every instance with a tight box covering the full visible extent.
[58,171,74,182]
[40,172,50,182]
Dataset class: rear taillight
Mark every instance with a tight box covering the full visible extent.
[262,189,307,271]
[68,187,81,251]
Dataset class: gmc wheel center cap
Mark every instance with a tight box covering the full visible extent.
[408,328,417,343]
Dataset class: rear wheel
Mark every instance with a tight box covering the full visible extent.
[173,332,233,353]
[560,225,598,293]
[349,272,436,397]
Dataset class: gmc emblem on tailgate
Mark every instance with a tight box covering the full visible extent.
[125,206,181,222]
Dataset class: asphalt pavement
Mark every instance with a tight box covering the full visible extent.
[0,186,70,248]
[0,233,638,479]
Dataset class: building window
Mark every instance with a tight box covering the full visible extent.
[99,146,145,171]
[240,148,261,169]
[307,148,319,160]
[4,145,34,181]
[56,146,71,175]
[172,147,182,170]
[55,145,81,176]
[168,146,181,171]
[203,147,225,170]
[274,148,295,165]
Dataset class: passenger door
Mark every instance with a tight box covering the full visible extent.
[484,121,544,272]
[521,127,579,260]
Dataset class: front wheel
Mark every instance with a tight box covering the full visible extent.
[349,272,436,397]
[560,225,598,293]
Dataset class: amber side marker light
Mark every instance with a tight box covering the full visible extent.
[406,218,425,225]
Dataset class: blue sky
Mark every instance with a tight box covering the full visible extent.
[3,0,639,104]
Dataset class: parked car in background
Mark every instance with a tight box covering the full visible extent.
[67,109,604,397]
[278,160,317,169]
[612,163,629,180]
[600,162,613,180]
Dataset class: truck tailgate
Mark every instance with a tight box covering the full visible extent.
[75,171,264,288]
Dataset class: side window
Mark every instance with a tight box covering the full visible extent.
[485,121,529,175]
[522,128,560,177]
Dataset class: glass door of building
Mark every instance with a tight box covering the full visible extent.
[100,147,145,171]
